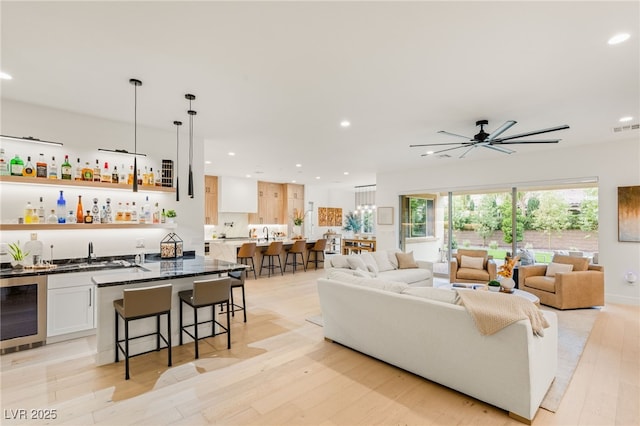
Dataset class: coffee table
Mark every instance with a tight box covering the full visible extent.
[441,283,540,306]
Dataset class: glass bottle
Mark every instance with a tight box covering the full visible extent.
[124,202,132,222]
[120,163,126,184]
[47,209,59,224]
[24,201,34,224]
[10,154,24,176]
[36,153,47,178]
[37,197,46,223]
[0,148,9,176]
[48,156,58,179]
[153,202,160,224]
[82,162,93,181]
[161,208,166,224]
[56,190,66,223]
[74,158,83,180]
[93,159,101,182]
[61,155,72,180]
[100,205,108,224]
[76,195,84,223]
[91,198,100,224]
[130,201,138,223]
[115,202,124,222]
[144,196,152,223]
[137,168,142,186]
[105,198,113,223]
[65,210,76,224]
[101,162,111,183]
[148,167,155,186]
[111,165,119,184]
[84,210,93,224]
[22,156,36,177]
[127,165,134,185]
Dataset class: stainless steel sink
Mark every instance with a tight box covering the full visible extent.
[55,260,137,271]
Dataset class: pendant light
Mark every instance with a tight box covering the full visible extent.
[130,78,142,192]
[173,121,182,201]
[185,93,196,198]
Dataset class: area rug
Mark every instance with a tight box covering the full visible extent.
[539,306,600,412]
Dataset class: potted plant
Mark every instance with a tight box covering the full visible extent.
[487,280,501,292]
[8,241,29,269]
[165,209,177,224]
[292,209,304,238]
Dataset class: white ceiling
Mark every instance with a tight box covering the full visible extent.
[1,1,638,189]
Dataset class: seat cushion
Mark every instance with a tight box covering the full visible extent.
[371,251,396,272]
[524,276,556,293]
[378,268,431,285]
[456,267,490,282]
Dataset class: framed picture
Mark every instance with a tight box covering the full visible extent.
[618,185,640,242]
[377,207,393,225]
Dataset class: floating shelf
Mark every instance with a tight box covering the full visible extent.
[0,223,178,231]
[0,175,175,193]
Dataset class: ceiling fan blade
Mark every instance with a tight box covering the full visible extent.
[420,144,471,156]
[494,125,569,142]
[493,139,561,145]
[410,142,469,147]
[437,130,473,140]
[486,120,517,141]
[483,144,515,154]
[459,145,476,159]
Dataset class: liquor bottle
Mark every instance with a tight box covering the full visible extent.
[127,165,134,185]
[82,162,93,181]
[139,203,146,224]
[47,209,59,224]
[24,201,34,224]
[105,198,113,223]
[91,198,100,224]
[111,165,119,184]
[84,210,93,224]
[120,164,126,184]
[10,154,24,176]
[137,168,142,186]
[148,167,155,186]
[76,195,84,223]
[74,158,83,180]
[93,159,101,182]
[124,202,132,222]
[100,205,108,224]
[161,208,166,224]
[22,156,36,177]
[56,190,66,223]
[65,210,76,224]
[37,197,46,223]
[130,201,138,223]
[61,155,72,180]
[36,153,47,178]
[48,156,58,179]
[0,148,9,176]
[153,202,160,224]
[115,202,124,222]
[101,162,111,183]
[144,196,152,223]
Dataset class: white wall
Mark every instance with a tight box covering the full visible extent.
[304,185,354,240]
[376,138,640,306]
[1,100,205,260]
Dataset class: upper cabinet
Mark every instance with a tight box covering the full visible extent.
[249,181,286,224]
[204,175,218,225]
[285,183,304,229]
[217,176,258,213]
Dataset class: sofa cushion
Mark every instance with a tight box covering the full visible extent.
[396,251,418,269]
[372,251,396,272]
[347,256,367,271]
[552,255,589,272]
[388,249,402,269]
[351,268,374,278]
[330,255,350,269]
[401,286,459,304]
[525,276,556,293]
[456,249,488,268]
[326,270,408,293]
[545,262,573,277]
[456,267,490,282]
[359,252,379,275]
[379,268,431,285]
[460,255,484,270]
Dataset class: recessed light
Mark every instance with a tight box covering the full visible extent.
[608,33,630,45]
[343,171,349,175]
[340,120,351,128]
[295,163,302,168]
[292,180,296,183]
[228,152,235,156]
[315,176,321,180]
[426,151,434,155]
[0,72,12,80]
[205,160,212,164]
[245,174,252,178]
[619,116,633,122]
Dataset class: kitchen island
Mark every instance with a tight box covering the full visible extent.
[92,256,246,365]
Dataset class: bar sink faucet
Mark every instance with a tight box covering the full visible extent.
[263,226,269,241]
[88,241,94,264]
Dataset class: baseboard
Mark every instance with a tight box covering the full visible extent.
[605,293,640,306]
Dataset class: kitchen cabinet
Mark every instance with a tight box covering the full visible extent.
[204,175,218,225]
[285,183,305,232]
[47,284,94,338]
[249,181,285,224]
[218,176,258,213]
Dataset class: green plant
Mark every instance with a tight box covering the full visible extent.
[487,280,500,287]
[166,209,177,218]
[343,211,362,233]
[8,241,28,261]
[462,239,471,248]
[489,240,498,250]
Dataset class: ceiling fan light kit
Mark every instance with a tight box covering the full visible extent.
[411,119,570,158]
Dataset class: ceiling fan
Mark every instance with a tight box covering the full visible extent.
[410,120,570,158]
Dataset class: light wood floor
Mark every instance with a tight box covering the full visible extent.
[1,268,638,425]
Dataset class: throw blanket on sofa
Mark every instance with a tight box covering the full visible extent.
[456,290,550,337]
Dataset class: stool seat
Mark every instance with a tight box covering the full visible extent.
[114,283,173,380]
[260,241,284,277]
[237,242,257,280]
[284,240,307,274]
[179,277,231,359]
[306,239,327,270]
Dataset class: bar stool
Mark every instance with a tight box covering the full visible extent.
[114,283,173,380]
[237,242,257,280]
[284,240,307,274]
[306,239,327,270]
[179,277,231,359]
[228,270,247,322]
[260,241,284,277]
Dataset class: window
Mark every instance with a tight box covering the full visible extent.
[401,195,435,238]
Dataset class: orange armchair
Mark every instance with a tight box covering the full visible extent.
[449,249,497,284]
[519,254,604,309]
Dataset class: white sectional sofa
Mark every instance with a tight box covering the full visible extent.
[317,271,558,423]
[324,249,434,287]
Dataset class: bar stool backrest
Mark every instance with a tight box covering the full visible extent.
[238,242,257,258]
[192,277,231,306]
[265,241,283,256]
[290,240,307,253]
[312,239,327,251]
[123,284,172,318]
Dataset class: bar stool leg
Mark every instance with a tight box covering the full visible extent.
[115,312,119,363]
[241,285,247,322]
[225,300,231,349]
[179,300,184,345]
[156,314,161,351]
[124,319,130,380]
[167,312,172,367]
[194,307,199,359]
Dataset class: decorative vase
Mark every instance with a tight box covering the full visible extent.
[500,277,516,291]
[293,225,302,238]
[10,260,24,269]
[488,285,500,292]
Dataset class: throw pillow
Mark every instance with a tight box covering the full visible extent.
[460,255,484,270]
[330,255,350,269]
[346,256,367,271]
[396,251,418,269]
[401,287,459,304]
[371,251,396,272]
[388,249,402,269]
[545,262,574,277]
[360,252,379,275]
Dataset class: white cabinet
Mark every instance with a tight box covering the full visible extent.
[218,176,258,213]
[47,284,94,337]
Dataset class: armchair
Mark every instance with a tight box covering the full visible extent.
[449,249,497,284]
[519,255,604,309]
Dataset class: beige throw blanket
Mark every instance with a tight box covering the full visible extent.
[456,290,549,337]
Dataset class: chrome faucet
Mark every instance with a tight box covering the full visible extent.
[263,226,269,241]
[88,242,94,264]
